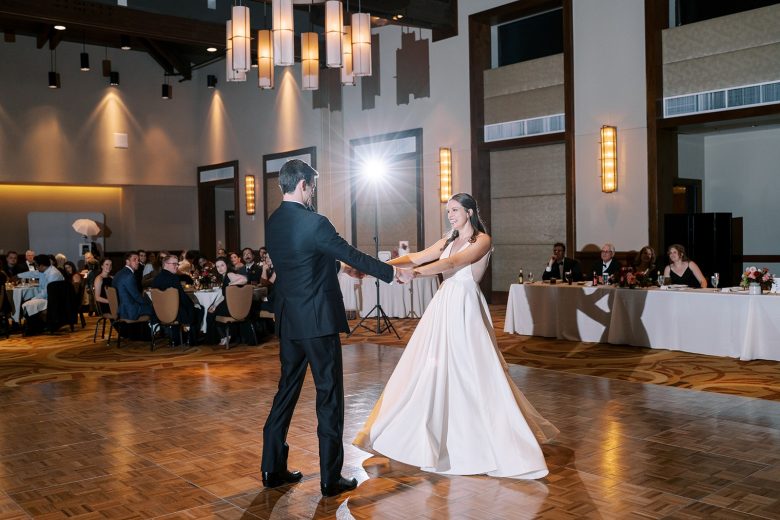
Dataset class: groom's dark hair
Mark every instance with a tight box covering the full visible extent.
[279,159,319,194]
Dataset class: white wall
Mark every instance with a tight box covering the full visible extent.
[573,0,649,251]
[678,134,705,180]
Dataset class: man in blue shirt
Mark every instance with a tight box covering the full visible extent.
[18,254,65,317]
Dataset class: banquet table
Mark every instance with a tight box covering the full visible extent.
[339,273,439,318]
[504,282,780,361]
[188,286,268,333]
[8,285,38,323]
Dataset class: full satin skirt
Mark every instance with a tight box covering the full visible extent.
[353,277,558,479]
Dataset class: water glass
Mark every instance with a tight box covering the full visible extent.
[711,273,720,291]
[527,272,534,284]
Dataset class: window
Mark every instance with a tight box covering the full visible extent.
[496,8,563,67]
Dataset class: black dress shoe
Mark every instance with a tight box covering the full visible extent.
[320,476,358,497]
[262,470,303,488]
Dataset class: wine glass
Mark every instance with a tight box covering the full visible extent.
[527,271,534,284]
[711,273,720,291]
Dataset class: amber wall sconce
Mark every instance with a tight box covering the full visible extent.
[439,147,452,203]
[600,125,617,193]
[245,175,256,215]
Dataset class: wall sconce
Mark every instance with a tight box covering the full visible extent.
[600,125,617,193]
[245,175,256,215]
[439,147,452,203]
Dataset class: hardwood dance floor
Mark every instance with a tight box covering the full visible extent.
[0,309,779,518]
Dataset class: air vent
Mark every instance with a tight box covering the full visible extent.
[484,113,564,142]
[664,80,780,118]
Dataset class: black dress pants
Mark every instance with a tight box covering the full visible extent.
[261,333,344,484]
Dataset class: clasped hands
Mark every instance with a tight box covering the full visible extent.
[342,263,416,284]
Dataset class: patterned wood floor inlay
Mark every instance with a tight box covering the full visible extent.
[0,309,780,518]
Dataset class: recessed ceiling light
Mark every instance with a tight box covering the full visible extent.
[207,47,218,53]
[54,25,66,31]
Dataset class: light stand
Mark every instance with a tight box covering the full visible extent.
[404,278,420,318]
[349,185,399,338]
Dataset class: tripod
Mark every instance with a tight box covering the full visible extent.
[404,278,420,319]
[349,188,399,339]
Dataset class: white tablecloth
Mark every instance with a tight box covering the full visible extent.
[505,283,780,361]
[9,286,38,322]
[338,274,439,318]
[191,289,222,332]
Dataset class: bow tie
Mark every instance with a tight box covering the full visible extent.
[603,263,608,268]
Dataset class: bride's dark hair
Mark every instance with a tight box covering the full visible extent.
[441,193,488,250]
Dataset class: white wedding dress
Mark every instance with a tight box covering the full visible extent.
[354,241,559,479]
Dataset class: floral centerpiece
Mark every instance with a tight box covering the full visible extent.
[618,267,653,288]
[195,264,219,289]
[740,267,774,291]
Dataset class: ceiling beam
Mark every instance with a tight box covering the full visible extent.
[142,38,193,80]
[137,38,175,75]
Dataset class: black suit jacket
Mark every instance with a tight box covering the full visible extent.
[266,201,394,340]
[237,263,263,284]
[542,257,583,281]
[592,259,623,279]
[151,269,195,324]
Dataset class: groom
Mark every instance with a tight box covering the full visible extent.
[261,159,412,497]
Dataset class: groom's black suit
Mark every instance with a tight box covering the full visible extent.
[261,201,394,485]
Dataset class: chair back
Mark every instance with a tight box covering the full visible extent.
[150,288,179,324]
[105,286,120,319]
[45,280,77,331]
[225,285,253,320]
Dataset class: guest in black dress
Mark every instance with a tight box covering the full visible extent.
[205,257,248,345]
[663,244,707,288]
[632,246,658,283]
[92,258,114,313]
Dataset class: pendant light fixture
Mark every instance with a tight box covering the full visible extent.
[48,49,61,89]
[257,2,274,89]
[231,2,251,72]
[80,34,90,71]
[341,25,355,85]
[226,20,247,82]
[109,70,120,86]
[301,2,318,90]
[272,0,294,66]
[102,47,111,77]
[351,0,371,76]
[161,75,172,99]
[325,0,343,68]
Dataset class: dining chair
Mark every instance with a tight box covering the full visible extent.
[215,284,256,349]
[149,288,183,350]
[106,286,150,348]
[0,284,10,339]
[92,294,114,344]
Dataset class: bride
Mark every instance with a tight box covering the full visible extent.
[354,193,558,479]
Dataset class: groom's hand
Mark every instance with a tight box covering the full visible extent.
[342,264,365,279]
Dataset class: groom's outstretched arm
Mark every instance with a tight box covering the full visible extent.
[315,217,394,283]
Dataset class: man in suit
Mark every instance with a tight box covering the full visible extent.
[237,247,262,284]
[261,159,413,497]
[542,242,583,281]
[593,242,622,282]
[152,254,202,344]
[2,251,26,279]
[113,251,154,320]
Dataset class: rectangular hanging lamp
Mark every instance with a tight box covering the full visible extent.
[324,1,343,68]
[439,147,452,203]
[600,125,617,193]
[226,21,246,82]
[257,29,274,89]
[341,25,355,85]
[351,12,371,76]
[301,32,319,90]
[273,0,294,66]
[231,5,251,72]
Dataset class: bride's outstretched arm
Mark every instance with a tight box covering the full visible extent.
[387,238,449,267]
[412,234,492,277]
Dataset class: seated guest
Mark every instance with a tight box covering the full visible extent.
[55,253,68,272]
[142,253,162,289]
[206,256,248,346]
[632,246,658,281]
[24,250,37,272]
[592,243,622,282]
[62,261,82,292]
[152,254,203,344]
[142,252,157,277]
[196,254,214,273]
[260,252,276,286]
[663,244,707,288]
[176,259,194,285]
[258,246,268,263]
[113,251,154,320]
[18,254,65,318]
[237,247,262,284]
[229,251,244,272]
[3,251,25,279]
[216,247,227,258]
[92,258,113,313]
[542,242,582,281]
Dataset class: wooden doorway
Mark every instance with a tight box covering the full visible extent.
[197,160,240,258]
